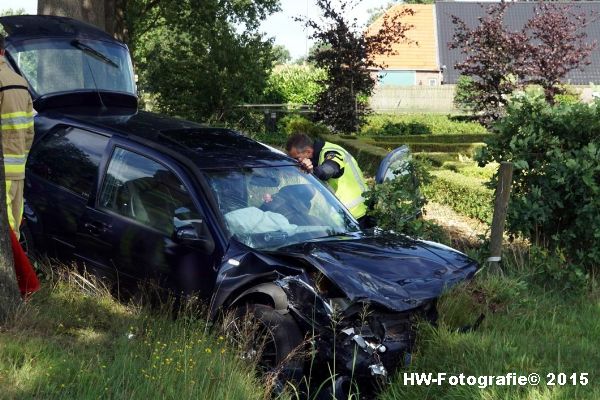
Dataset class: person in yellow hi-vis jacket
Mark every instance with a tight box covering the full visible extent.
[286,133,375,229]
[0,34,34,240]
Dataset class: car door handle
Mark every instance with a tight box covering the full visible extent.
[84,222,110,236]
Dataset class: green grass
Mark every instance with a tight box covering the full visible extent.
[380,260,600,400]
[2,253,599,399]
[0,270,266,400]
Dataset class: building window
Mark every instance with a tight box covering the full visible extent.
[428,79,437,86]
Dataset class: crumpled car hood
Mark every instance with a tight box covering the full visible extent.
[272,232,479,312]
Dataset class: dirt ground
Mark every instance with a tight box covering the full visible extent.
[423,201,489,248]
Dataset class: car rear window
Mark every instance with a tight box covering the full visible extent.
[27,127,109,198]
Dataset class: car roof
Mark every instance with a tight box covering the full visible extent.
[0,15,119,44]
[53,108,295,170]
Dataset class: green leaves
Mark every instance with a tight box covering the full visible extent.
[128,0,278,123]
[364,160,449,243]
[263,65,327,105]
[482,94,600,273]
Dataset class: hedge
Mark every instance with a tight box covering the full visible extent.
[360,114,487,136]
[413,152,461,166]
[422,170,494,223]
[362,141,485,155]
[367,134,491,144]
[441,161,497,180]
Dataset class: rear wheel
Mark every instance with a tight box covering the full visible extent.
[18,221,37,259]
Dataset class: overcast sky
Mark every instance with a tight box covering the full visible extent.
[0,0,392,60]
[0,0,36,14]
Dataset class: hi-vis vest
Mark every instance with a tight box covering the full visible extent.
[0,57,34,181]
[318,141,368,219]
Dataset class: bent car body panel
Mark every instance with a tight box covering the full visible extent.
[270,231,478,312]
[210,232,478,318]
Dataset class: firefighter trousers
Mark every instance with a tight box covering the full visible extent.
[5,179,24,240]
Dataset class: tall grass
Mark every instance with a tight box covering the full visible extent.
[0,264,268,400]
[379,247,600,400]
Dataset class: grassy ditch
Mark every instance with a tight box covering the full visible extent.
[1,251,598,399]
[380,250,600,400]
[0,267,266,400]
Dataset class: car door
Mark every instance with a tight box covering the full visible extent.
[25,125,110,259]
[75,143,219,297]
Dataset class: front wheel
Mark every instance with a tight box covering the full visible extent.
[231,304,304,388]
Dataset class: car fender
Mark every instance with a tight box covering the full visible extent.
[230,282,289,311]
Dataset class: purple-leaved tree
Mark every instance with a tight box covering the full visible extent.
[450,2,528,125]
[451,1,597,123]
[298,0,414,133]
[524,2,596,103]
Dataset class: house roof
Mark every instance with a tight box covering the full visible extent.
[368,4,439,71]
[436,2,600,84]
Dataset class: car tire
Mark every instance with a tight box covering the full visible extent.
[19,221,37,260]
[234,303,304,387]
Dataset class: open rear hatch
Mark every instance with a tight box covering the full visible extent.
[0,15,137,111]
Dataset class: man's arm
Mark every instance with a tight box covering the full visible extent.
[313,151,344,180]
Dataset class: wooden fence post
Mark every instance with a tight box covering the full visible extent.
[488,162,514,274]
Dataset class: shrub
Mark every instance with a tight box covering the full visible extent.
[527,246,588,292]
[360,114,487,136]
[364,160,449,243]
[263,64,326,105]
[422,170,494,223]
[453,75,480,114]
[478,92,600,271]
[376,121,432,136]
[277,114,330,137]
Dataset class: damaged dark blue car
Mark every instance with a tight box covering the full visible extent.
[1,15,479,394]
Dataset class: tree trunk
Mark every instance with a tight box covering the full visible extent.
[0,134,21,324]
[38,0,128,41]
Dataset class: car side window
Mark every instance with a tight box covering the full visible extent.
[27,126,109,198]
[99,147,203,235]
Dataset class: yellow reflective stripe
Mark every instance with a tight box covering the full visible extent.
[0,111,34,118]
[323,146,368,193]
[5,180,15,230]
[4,164,26,173]
[1,121,34,130]
[345,196,366,210]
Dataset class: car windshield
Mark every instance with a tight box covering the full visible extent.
[205,166,360,249]
[7,38,136,97]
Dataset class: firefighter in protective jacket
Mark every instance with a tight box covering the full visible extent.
[0,35,35,240]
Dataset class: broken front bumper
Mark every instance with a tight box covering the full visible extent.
[314,310,422,380]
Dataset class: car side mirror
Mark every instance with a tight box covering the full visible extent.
[174,223,215,254]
